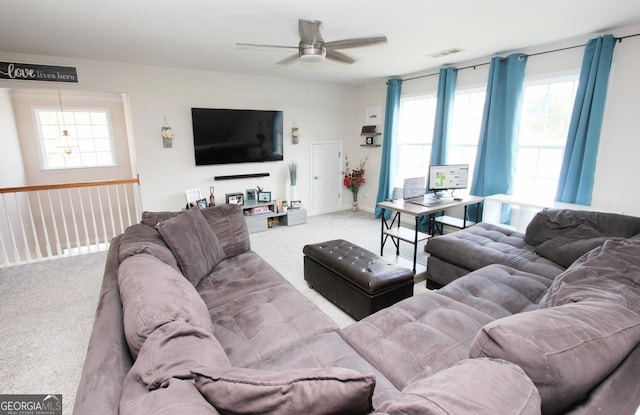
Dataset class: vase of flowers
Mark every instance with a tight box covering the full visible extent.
[342,153,368,212]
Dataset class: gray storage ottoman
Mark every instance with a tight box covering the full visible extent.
[303,239,414,320]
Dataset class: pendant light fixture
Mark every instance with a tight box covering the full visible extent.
[57,90,75,155]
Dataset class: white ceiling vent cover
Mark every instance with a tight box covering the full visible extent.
[428,47,465,58]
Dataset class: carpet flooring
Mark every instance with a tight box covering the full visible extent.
[0,208,429,414]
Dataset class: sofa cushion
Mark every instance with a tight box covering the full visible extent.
[524,208,640,247]
[141,210,181,227]
[376,358,541,415]
[143,205,250,258]
[524,208,583,246]
[118,254,214,358]
[249,332,400,409]
[540,239,640,311]
[340,292,494,390]
[192,365,375,415]
[438,264,553,319]
[196,250,338,367]
[534,223,623,267]
[119,320,230,409]
[469,300,640,414]
[201,205,250,258]
[156,207,226,287]
[120,377,219,415]
[425,222,565,279]
[118,223,179,270]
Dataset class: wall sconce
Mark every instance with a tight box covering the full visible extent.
[162,116,174,148]
[291,119,300,145]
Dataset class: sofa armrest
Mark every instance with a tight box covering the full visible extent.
[73,236,133,415]
[374,358,540,415]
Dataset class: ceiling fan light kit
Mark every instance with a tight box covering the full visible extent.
[299,44,326,62]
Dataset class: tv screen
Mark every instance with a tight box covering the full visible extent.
[428,164,469,191]
[192,108,283,165]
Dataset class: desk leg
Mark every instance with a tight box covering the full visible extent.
[395,212,401,256]
[412,216,419,274]
[463,206,468,228]
[380,208,385,256]
[380,209,401,257]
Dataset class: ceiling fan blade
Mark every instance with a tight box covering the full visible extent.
[276,53,300,66]
[298,19,324,44]
[325,49,355,64]
[324,36,387,50]
[236,42,298,52]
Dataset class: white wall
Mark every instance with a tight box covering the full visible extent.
[2,22,639,217]
[0,52,359,212]
[0,89,26,187]
[9,88,133,185]
[354,23,640,216]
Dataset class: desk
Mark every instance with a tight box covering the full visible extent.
[378,196,484,273]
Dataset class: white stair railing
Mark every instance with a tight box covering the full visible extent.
[0,177,141,267]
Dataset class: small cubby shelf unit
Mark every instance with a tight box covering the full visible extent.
[241,201,306,233]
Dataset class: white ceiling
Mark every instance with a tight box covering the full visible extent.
[2,0,640,85]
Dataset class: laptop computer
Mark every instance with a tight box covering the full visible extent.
[402,177,447,207]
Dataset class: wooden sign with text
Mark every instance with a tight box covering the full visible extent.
[0,61,78,83]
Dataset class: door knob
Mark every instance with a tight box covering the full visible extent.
[314,176,321,180]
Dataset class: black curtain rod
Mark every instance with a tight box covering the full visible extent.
[400,32,640,83]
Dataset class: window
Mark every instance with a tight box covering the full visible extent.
[394,75,577,201]
[395,94,437,188]
[449,88,486,192]
[35,107,116,170]
[515,76,579,200]
[396,90,485,192]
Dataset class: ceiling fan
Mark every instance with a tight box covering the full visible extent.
[236,19,387,65]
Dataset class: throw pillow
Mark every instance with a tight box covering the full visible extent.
[141,210,179,227]
[120,377,217,415]
[534,223,613,268]
[156,207,226,286]
[120,320,230,403]
[118,223,179,270]
[191,366,375,415]
[201,204,251,257]
[469,301,640,414]
[539,239,640,310]
[376,358,541,415]
[118,254,214,358]
[524,208,581,246]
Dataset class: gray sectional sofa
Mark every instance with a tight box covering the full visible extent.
[74,205,640,414]
[426,208,640,286]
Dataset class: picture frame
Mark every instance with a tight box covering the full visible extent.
[246,189,257,203]
[290,200,302,209]
[185,188,202,205]
[257,191,271,203]
[225,192,244,205]
[196,198,208,209]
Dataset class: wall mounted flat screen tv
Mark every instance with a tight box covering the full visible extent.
[192,108,283,165]
[428,164,469,191]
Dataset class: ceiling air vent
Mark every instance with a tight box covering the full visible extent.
[427,47,465,58]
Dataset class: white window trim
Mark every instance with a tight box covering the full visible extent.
[33,106,117,171]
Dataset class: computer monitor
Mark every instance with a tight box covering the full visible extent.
[428,164,469,192]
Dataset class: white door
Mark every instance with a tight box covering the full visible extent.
[310,142,342,214]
